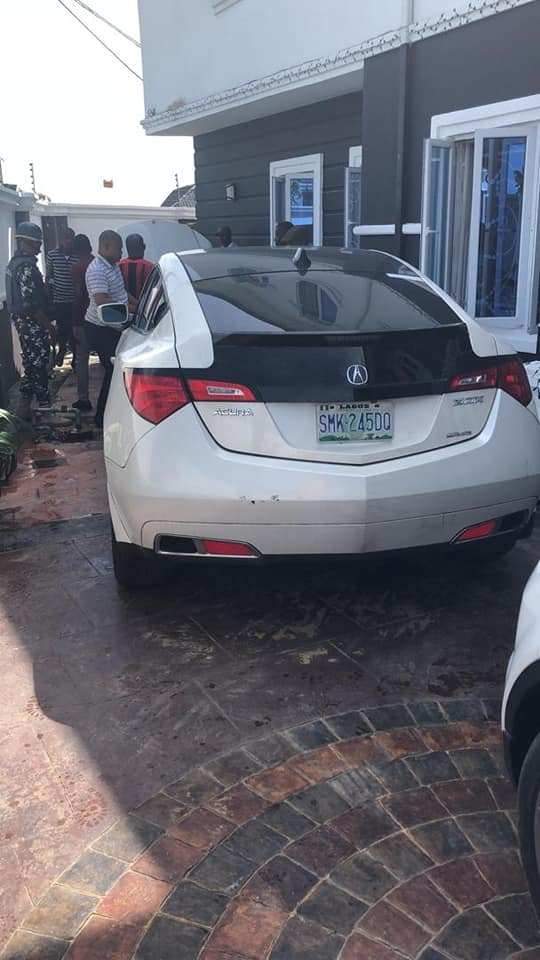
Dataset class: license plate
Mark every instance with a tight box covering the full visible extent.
[317,402,394,442]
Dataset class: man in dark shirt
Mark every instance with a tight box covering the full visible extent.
[5,222,54,408]
[119,234,153,301]
[71,234,94,412]
[46,227,77,367]
[216,225,237,248]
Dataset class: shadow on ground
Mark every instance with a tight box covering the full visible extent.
[1,518,539,950]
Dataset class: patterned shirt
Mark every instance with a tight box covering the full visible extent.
[18,264,39,315]
[8,254,48,319]
[46,248,77,303]
[85,254,127,326]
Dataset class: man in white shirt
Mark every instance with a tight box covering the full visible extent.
[84,230,137,427]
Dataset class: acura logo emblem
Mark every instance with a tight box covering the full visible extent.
[347,363,369,386]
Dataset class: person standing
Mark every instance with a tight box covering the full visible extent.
[84,230,136,428]
[71,234,94,412]
[46,227,77,367]
[215,225,237,248]
[119,233,154,301]
[5,222,55,409]
[275,221,294,246]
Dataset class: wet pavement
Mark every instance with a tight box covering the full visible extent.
[1,370,540,958]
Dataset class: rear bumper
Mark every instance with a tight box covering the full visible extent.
[134,506,534,556]
[106,389,540,553]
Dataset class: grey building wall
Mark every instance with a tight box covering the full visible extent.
[361,0,540,262]
[194,92,362,246]
[361,45,408,257]
[192,1,540,258]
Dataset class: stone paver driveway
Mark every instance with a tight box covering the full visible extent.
[4,700,538,959]
[1,370,540,957]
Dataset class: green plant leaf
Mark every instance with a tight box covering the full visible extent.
[0,408,24,447]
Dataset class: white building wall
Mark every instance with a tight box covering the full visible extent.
[54,212,181,255]
[138,0,536,134]
[139,0,400,117]
[1,197,191,299]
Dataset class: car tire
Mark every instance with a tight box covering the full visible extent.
[518,730,540,915]
[111,526,168,589]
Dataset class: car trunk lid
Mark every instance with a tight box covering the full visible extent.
[185,269,496,465]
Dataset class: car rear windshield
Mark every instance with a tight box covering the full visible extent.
[194,270,462,343]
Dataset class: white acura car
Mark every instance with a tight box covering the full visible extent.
[101,247,540,588]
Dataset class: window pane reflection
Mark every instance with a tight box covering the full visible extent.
[476,136,526,317]
[290,176,314,227]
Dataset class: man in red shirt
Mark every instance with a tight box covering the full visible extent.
[119,234,154,301]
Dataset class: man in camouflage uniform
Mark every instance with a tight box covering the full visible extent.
[5,222,55,407]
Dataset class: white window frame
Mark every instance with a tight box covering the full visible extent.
[428,95,540,349]
[466,123,537,330]
[420,138,454,290]
[344,146,362,247]
[348,146,363,169]
[269,153,323,246]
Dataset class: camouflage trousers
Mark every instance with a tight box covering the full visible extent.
[13,317,51,403]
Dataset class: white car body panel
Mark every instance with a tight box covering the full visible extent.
[106,389,540,551]
[105,310,179,468]
[503,561,540,732]
[103,248,540,562]
[194,392,496,466]
[160,252,213,369]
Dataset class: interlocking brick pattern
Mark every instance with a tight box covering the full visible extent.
[2,699,538,960]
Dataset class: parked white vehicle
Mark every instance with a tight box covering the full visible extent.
[116,221,211,262]
[100,247,540,588]
[503,562,540,913]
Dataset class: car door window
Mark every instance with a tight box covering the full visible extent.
[146,289,169,330]
[133,269,161,332]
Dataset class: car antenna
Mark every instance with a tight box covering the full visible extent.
[293,247,311,275]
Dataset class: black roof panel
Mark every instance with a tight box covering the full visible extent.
[177,247,413,282]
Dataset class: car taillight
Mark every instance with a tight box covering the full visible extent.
[124,371,189,424]
[449,358,532,407]
[200,539,257,557]
[455,519,498,542]
[187,379,257,402]
[497,358,533,407]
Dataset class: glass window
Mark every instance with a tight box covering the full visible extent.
[195,270,461,342]
[289,176,314,228]
[448,140,474,307]
[475,136,526,318]
[133,269,166,332]
[147,290,168,329]
[270,154,322,246]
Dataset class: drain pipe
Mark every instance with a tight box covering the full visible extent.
[402,0,415,41]
[394,0,414,256]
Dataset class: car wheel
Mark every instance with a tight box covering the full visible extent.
[111,526,168,589]
[518,730,540,915]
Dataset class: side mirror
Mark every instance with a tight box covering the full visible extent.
[97,302,129,328]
